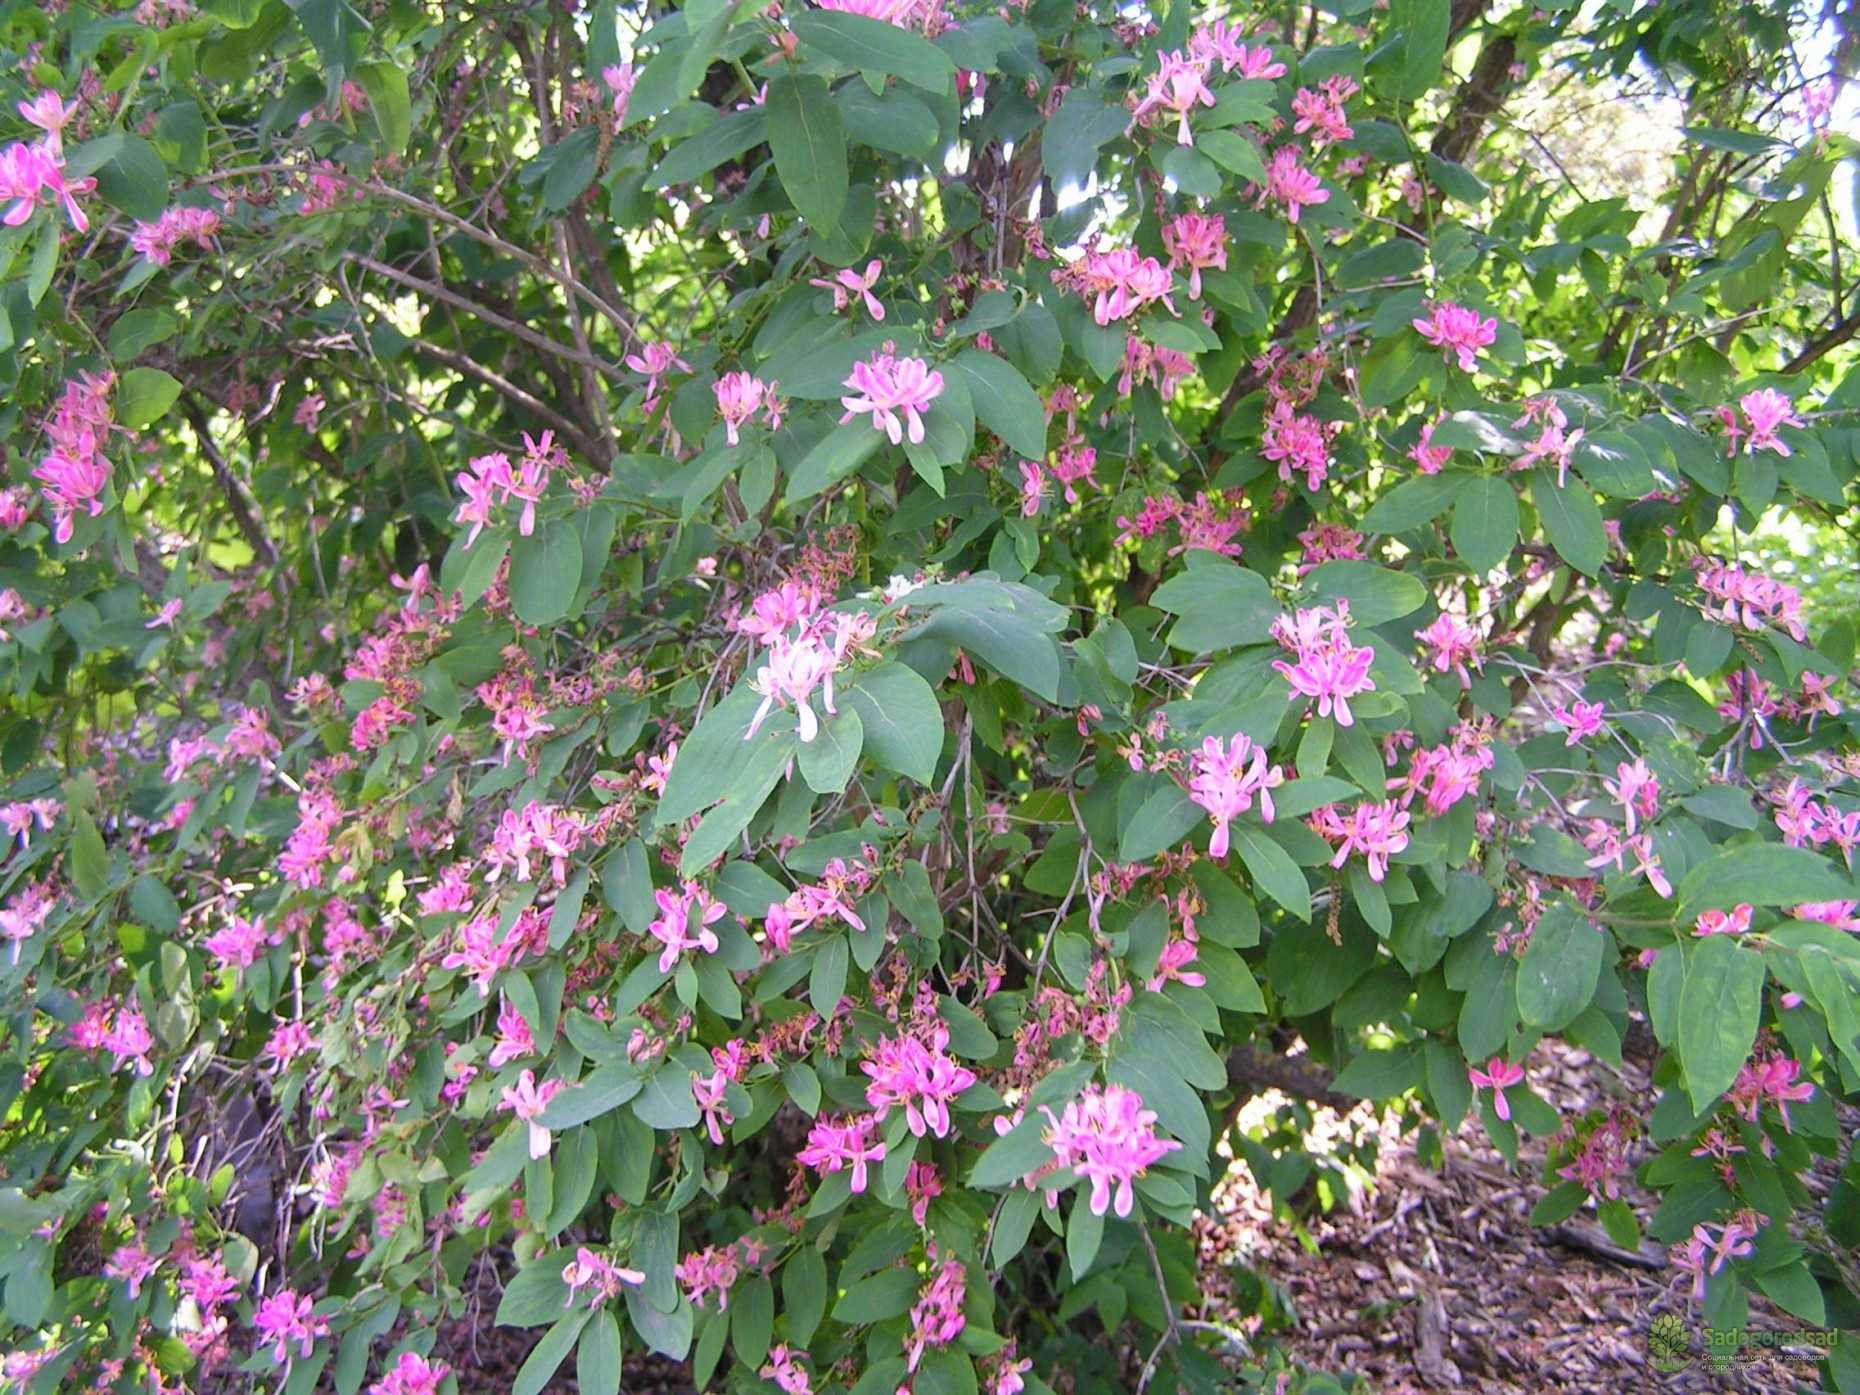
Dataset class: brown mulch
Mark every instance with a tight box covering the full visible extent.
[1196,1042,1838,1394]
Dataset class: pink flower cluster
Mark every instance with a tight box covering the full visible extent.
[648,880,727,972]
[765,855,871,949]
[499,1068,566,1158]
[809,258,886,319]
[369,1354,451,1395]
[1290,75,1358,150]
[1413,300,1497,372]
[676,1243,742,1309]
[861,1021,976,1138]
[252,1287,329,1368]
[1161,212,1227,298]
[840,347,945,445]
[452,431,566,545]
[1693,557,1808,641]
[1130,49,1217,145]
[1728,1045,1817,1131]
[1774,778,1860,857]
[2,91,93,231]
[1257,145,1328,222]
[1513,396,1583,485]
[1417,612,1483,688]
[1718,388,1804,457]
[32,371,115,544]
[1187,732,1282,860]
[796,1113,887,1192]
[713,371,782,445]
[1041,1083,1180,1218]
[903,1254,968,1374]
[1312,799,1411,882]
[1271,602,1376,727]
[561,1246,645,1305]
[1067,244,1176,326]
[740,583,874,744]
[1466,1056,1525,1121]
[129,205,221,266]
[1673,1213,1761,1302]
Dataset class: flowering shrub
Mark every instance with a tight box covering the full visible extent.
[1,0,1858,1393]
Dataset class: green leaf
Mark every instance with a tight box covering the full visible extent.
[1531,470,1606,577]
[1516,900,1604,1030]
[1301,561,1427,624]
[650,108,768,188]
[970,1114,1054,1187]
[841,661,942,784]
[107,308,179,360]
[783,1248,828,1347]
[355,61,411,153]
[1041,88,1128,187]
[836,82,939,158]
[768,74,849,231]
[730,1275,774,1371]
[514,1312,591,1395]
[541,127,602,213]
[1229,824,1311,922]
[792,11,955,92]
[1387,0,1450,99]
[798,706,863,794]
[1151,558,1277,653]
[1678,843,1855,911]
[833,1267,919,1324]
[1199,128,1266,185]
[91,133,169,222]
[576,1309,622,1395]
[1119,783,1204,863]
[1067,1200,1105,1277]
[810,935,849,1017]
[947,348,1047,460]
[783,420,883,504]
[1450,475,1519,575]
[538,1061,643,1129]
[1331,1043,1423,1100]
[912,593,1063,702]
[497,1261,572,1326]
[508,520,585,625]
[118,367,182,429]
[632,1062,702,1130]
[1360,470,1462,532]
[1678,935,1767,1114]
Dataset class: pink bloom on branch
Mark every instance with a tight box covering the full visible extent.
[1258,145,1328,223]
[745,628,841,742]
[1693,904,1752,937]
[1466,1057,1525,1121]
[810,258,885,319]
[252,1289,329,1368]
[1550,697,1604,746]
[839,348,944,445]
[714,371,778,446]
[602,64,638,124]
[797,1113,887,1193]
[1042,1083,1181,1218]
[861,1022,976,1138]
[1188,22,1285,78]
[1018,460,1046,517]
[762,1346,814,1395]
[370,1354,452,1395]
[17,92,77,158]
[500,1069,566,1158]
[648,882,726,973]
[1290,75,1357,151]
[1188,732,1282,860]
[1734,388,1804,457]
[562,1247,645,1306]
[1409,418,1452,474]
[1271,603,1376,726]
[1319,799,1411,882]
[1129,50,1216,146]
[1161,212,1227,299]
[1417,612,1483,689]
[1412,300,1497,372]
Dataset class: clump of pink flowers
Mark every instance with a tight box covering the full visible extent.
[1041,1083,1181,1217]
[1161,212,1227,298]
[648,880,727,972]
[713,371,782,445]
[1064,243,1176,326]
[1693,557,1808,641]
[1188,732,1282,860]
[33,371,116,544]
[1130,49,1216,146]
[1271,602,1377,726]
[1718,388,1804,457]
[561,1246,645,1306]
[1413,300,1497,372]
[1312,799,1411,882]
[252,1287,329,1369]
[840,346,945,445]
[1257,145,1329,223]
[861,1021,977,1138]
[796,1113,887,1192]
[452,431,565,544]
[129,204,221,266]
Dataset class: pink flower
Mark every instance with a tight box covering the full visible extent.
[861,1022,976,1138]
[1418,612,1482,689]
[128,205,221,266]
[1075,245,1175,325]
[1409,418,1452,474]
[1189,23,1285,78]
[813,0,926,26]
[202,915,269,972]
[1041,1083,1181,1218]
[602,64,637,124]
[1130,50,1216,146]
[1018,460,1046,516]
[1161,212,1227,298]
[1795,899,1860,931]
[810,258,885,319]
[1048,443,1097,503]
[1730,1049,1815,1132]
[488,997,536,1067]
[369,1353,451,1395]
[105,1244,160,1299]
[561,1247,645,1306]
[1603,757,1660,834]
[713,371,780,445]
[16,92,77,158]
[1412,300,1497,372]
[1271,603,1376,726]
[1550,697,1604,746]
[1261,399,1334,492]
[1734,388,1804,457]
[1694,904,1753,937]
[1188,733,1282,859]
[252,1288,328,1368]
[624,341,691,411]
[1318,799,1411,882]
[839,348,944,445]
[676,1245,741,1309]
[1258,145,1328,223]
[1467,1057,1525,1121]
[499,1069,566,1158]
[761,1345,813,1395]
[1290,75,1357,151]
[905,1160,942,1225]
[796,1113,887,1192]
[647,881,727,973]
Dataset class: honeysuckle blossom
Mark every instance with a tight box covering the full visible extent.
[1412,300,1497,372]
[861,1022,976,1138]
[1262,399,1335,492]
[1730,1048,1815,1131]
[602,63,637,123]
[1604,757,1661,833]
[1018,460,1046,516]
[1047,443,1098,503]
[1129,49,1216,145]
[840,347,945,445]
[1314,799,1411,882]
[796,1113,887,1192]
[1271,603,1376,726]
[1072,245,1176,325]
[451,433,559,543]
[1418,612,1483,688]
[252,1288,328,1368]
[129,205,221,266]
[17,91,77,158]
[648,881,727,972]
[1467,1056,1525,1121]
[500,1068,566,1158]
[903,1255,968,1373]
[370,1354,452,1395]
[1041,1083,1181,1218]
[1550,697,1604,745]
[1290,75,1357,150]
[1694,904,1753,937]
[1162,212,1228,298]
[624,340,690,411]
[1188,733,1281,860]
[761,1345,813,1395]
[713,371,780,445]
[1726,388,1804,457]
[0,138,92,231]
[813,0,925,27]
[810,258,885,319]
[1693,558,1807,641]
[1188,23,1284,77]
[561,1247,645,1305]
[745,627,841,741]
[1409,418,1453,473]
[1673,1214,1761,1302]
[677,1244,741,1309]
[105,1244,160,1298]
[1258,145,1328,222]
[1796,899,1860,931]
